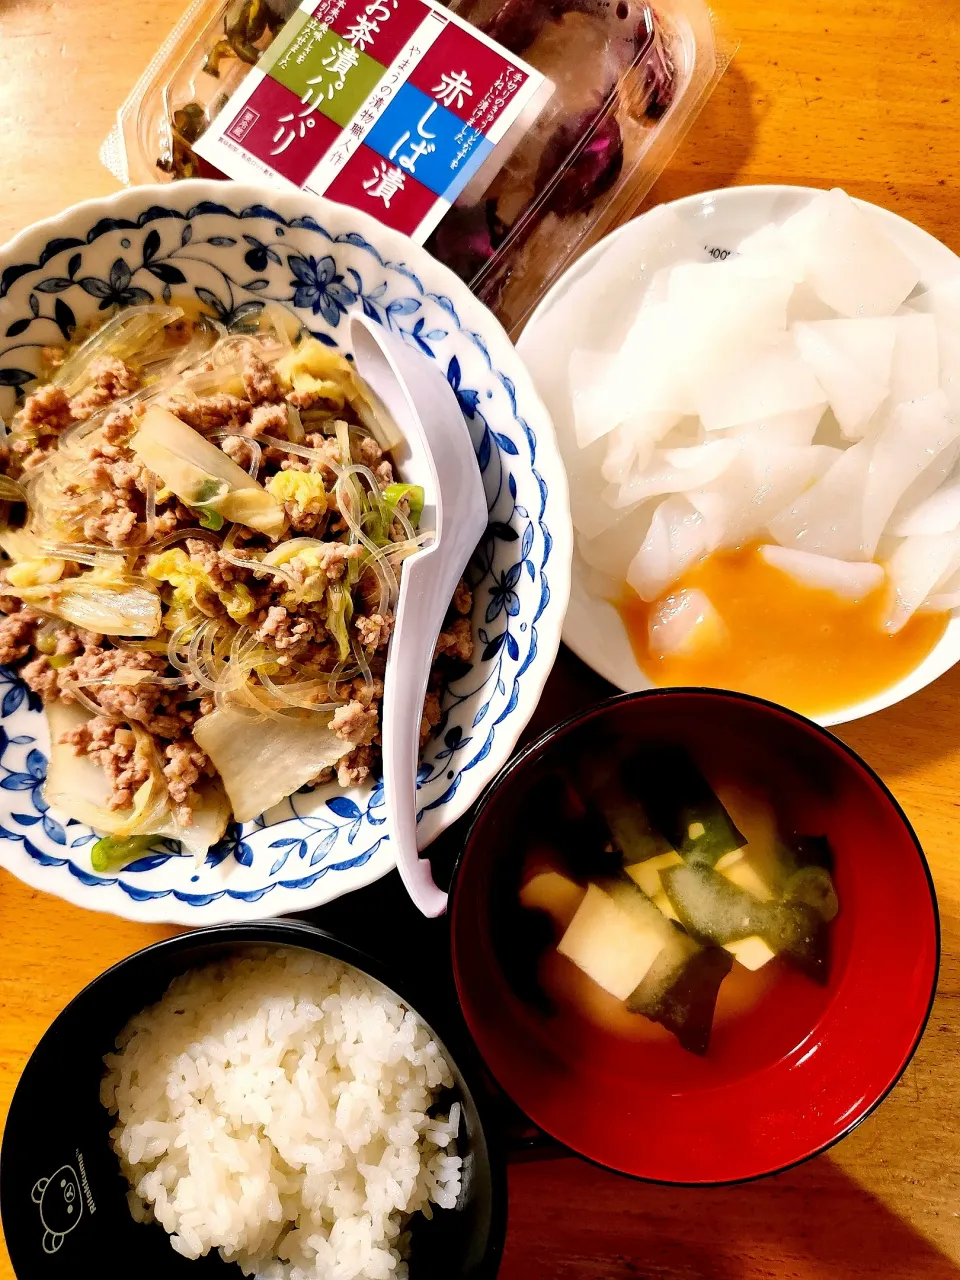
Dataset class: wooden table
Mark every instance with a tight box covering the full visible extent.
[2,1,960,1276]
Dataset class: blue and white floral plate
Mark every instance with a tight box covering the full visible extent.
[0,181,571,924]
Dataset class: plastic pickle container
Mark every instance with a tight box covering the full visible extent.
[102,0,735,334]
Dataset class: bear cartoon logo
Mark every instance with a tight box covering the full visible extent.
[31,1165,83,1254]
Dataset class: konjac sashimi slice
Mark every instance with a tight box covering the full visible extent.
[861,392,960,558]
[612,440,738,509]
[646,589,727,660]
[767,437,873,560]
[890,312,940,404]
[696,340,826,433]
[882,531,960,633]
[892,479,960,537]
[779,187,919,318]
[792,318,895,440]
[557,879,674,1001]
[758,545,884,600]
[688,444,838,552]
[625,496,713,602]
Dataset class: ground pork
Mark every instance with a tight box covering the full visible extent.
[242,351,284,405]
[295,541,364,585]
[337,743,374,788]
[14,384,74,438]
[355,436,383,468]
[0,608,41,665]
[283,639,342,680]
[184,538,235,590]
[101,402,140,445]
[286,381,345,411]
[10,385,75,471]
[21,655,58,700]
[265,478,333,536]
[163,741,213,825]
[331,698,379,747]
[254,605,316,652]
[68,357,140,421]
[82,508,136,547]
[164,393,251,433]
[349,676,383,708]
[0,319,480,825]
[60,647,197,738]
[452,580,473,616]
[59,718,150,811]
[245,403,289,439]
[283,500,330,536]
[51,428,153,548]
[354,613,393,651]
[55,625,103,655]
[348,429,393,482]
[435,617,474,663]
[220,435,258,471]
[420,689,442,746]
[272,431,342,478]
[40,346,65,371]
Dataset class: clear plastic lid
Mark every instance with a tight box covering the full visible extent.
[102,0,734,334]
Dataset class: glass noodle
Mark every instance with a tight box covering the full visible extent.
[1,301,437,864]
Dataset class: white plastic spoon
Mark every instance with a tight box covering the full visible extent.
[351,316,487,917]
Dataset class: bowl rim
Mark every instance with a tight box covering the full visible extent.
[448,683,942,1187]
[0,918,508,1279]
[518,181,960,730]
[0,178,573,925]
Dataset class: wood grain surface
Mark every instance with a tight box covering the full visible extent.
[1,1,960,1276]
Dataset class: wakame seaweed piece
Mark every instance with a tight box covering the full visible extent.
[661,863,830,985]
[786,833,835,873]
[776,902,829,984]
[627,744,746,866]
[627,929,733,1056]
[783,865,839,923]
[660,862,767,945]
[527,770,622,880]
[580,756,675,865]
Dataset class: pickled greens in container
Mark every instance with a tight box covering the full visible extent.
[101,0,732,332]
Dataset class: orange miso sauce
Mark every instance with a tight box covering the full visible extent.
[618,542,948,718]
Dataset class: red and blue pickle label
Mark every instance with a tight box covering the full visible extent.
[194,0,553,240]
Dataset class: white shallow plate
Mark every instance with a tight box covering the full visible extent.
[0,181,571,923]
[517,183,960,728]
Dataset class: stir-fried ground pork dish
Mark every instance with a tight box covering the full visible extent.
[0,305,474,868]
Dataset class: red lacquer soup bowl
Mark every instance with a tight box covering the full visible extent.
[449,689,939,1185]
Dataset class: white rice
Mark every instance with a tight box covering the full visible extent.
[101,948,463,1280]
